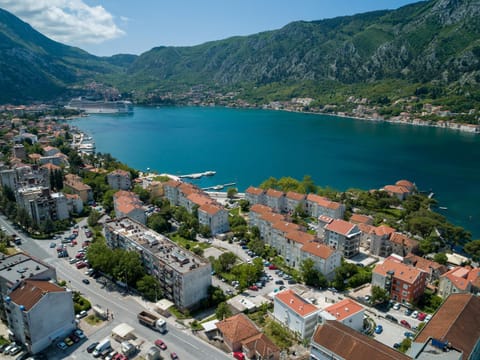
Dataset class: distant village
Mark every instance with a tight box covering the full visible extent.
[0,105,478,359]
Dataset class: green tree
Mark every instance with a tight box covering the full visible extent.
[464,240,480,261]
[433,252,448,265]
[398,338,412,353]
[215,302,231,320]
[136,275,162,302]
[300,258,327,288]
[239,199,250,212]
[207,286,227,306]
[88,209,102,226]
[133,185,150,203]
[147,213,171,233]
[227,188,238,199]
[371,285,390,304]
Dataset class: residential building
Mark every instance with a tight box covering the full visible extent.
[65,193,84,215]
[163,180,182,205]
[64,174,93,204]
[389,232,419,257]
[248,204,274,229]
[320,298,365,331]
[317,215,333,238]
[411,294,480,360]
[113,190,146,224]
[198,203,229,235]
[245,186,265,206]
[306,194,345,219]
[215,313,279,359]
[368,225,396,257]
[403,254,447,283]
[285,191,306,213]
[104,218,211,310]
[268,221,301,256]
[42,146,60,156]
[12,144,26,159]
[282,229,313,268]
[5,280,75,354]
[438,266,480,298]
[323,219,361,258]
[300,242,341,279]
[349,213,374,225]
[310,320,411,360]
[257,212,286,241]
[15,187,69,224]
[382,185,410,200]
[107,169,132,190]
[265,189,285,213]
[372,258,428,304]
[273,289,320,339]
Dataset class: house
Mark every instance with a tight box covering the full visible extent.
[5,280,75,354]
[264,189,285,213]
[389,232,419,257]
[268,221,301,256]
[310,320,411,360]
[300,242,341,279]
[107,169,132,190]
[411,294,480,360]
[42,146,60,156]
[382,185,411,200]
[323,219,361,258]
[306,194,345,219]
[372,258,428,305]
[349,213,374,225]
[367,225,396,257]
[245,186,265,206]
[403,254,447,283]
[113,190,146,224]
[273,289,320,339]
[198,203,229,235]
[320,298,365,331]
[317,215,334,238]
[64,174,93,204]
[285,191,306,213]
[215,314,280,360]
[438,266,480,298]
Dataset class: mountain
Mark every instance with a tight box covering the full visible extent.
[0,8,135,104]
[123,0,480,110]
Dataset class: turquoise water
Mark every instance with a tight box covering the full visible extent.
[70,107,480,238]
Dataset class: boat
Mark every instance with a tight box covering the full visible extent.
[439,206,448,210]
[212,185,224,190]
[204,171,216,176]
[65,97,133,114]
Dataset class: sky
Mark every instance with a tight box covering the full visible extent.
[0,0,422,56]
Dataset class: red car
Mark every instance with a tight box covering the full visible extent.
[417,312,427,321]
[400,319,411,328]
[249,285,259,291]
[268,264,277,270]
[155,339,167,350]
[170,352,178,359]
[75,252,85,259]
[76,261,87,269]
[233,352,245,360]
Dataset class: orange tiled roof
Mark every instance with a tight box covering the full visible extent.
[323,298,364,321]
[286,191,305,201]
[260,212,285,224]
[216,314,259,344]
[373,259,423,284]
[241,333,279,358]
[325,219,359,237]
[246,186,264,195]
[395,179,414,188]
[187,192,213,207]
[199,203,222,215]
[318,215,334,224]
[164,179,182,188]
[265,188,284,198]
[358,223,374,234]
[275,289,319,317]
[249,204,273,215]
[307,193,341,209]
[272,221,300,233]
[349,213,373,225]
[301,242,334,259]
[41,162,61,171]
[415,294,480,360]
[109,169,130,177]
[383,185,410,194]
[390,232,418,248]
[286,230,315,245]
[9,280,65,311]
[403,254,447,274]
[441,266,479,291]
[373,225,396,237]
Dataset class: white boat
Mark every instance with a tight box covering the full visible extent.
[65,97,133,114]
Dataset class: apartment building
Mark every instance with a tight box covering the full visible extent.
[113,190,146,224]
[306,194,345,219]
[403,254,447,283]
[107,169,132,190]
[104,218,211,310]
[438,266,480,298]
[389,232,419,257]
[15,186,69,224]
[264,189,285,213]
[300,242,341,278]
[323,219,361,258]
[320,298,365,331]
[64,174,93,204]
[285,191,306,213]
[245,186,265,206]
[198,203,229,235]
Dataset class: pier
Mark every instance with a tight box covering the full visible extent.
[178,171,216,179]
[202,182,236,191]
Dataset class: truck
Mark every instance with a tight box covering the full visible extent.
[137,311,167,333]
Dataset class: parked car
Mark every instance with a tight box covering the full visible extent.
[404,332,415,339]
[400,319,411,329]
[155,339,167,350]
[268,264,277,270]
[385,314,398,323]
[374,325,383,334]
[64,337,74,346]
[76,261,87,269]
[417,312,427,321]
[57,342,67,350]
[393,303,401,310]
[82,279,90,285]
[233,352,245,360]
[9,346,22,355]
[425,314,432,322]
[69,333,80,343]
[49,242,56,248]
[275,280,284,285]
[87,342,99,353]
[411,310,419,319]
[76,310,88,320]
[74,329,86,339]
[249,285,259,291]
[170,353,178,360]
[404,308,412,316]
[393,343,400,349]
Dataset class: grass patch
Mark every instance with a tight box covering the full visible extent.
[229,207,240,216]
[168,305,191,320]
[170,234,211,250]
[263,318,294,349]
[85,315,103,325]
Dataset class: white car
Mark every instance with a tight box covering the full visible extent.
[411,310,419,319]
[393,303,401,310]
[425,314,432,322]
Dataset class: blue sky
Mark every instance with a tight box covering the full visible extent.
[0,0,422,56]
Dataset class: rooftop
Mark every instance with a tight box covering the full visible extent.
[323,298,364,321]
[374,258,424,284]
[275,289,319,317]
[301,241,335,259]
[246,186,264,196]
[249,204,273,215]
[285,191,305,201]
[216,313,259,343]
[265,188,284,198]
[9,279,65,311]
[325,219,360,237]
[0,253,53,287]
[285,230,315,245]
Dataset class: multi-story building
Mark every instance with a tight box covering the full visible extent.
[248,204,274,229]
[283,230,315,269]
[389,232,419,257]
[113,190,146,224]
[107,169,132,190]
[323,219,361,258]
[264,189,285,213]
[300,241,341,279]
[438,266,480,298]
[403,254,447,283]
[320,298,365,331]
[306,194,345,219]
[285,191,306,214]
[6,280,75,354]
[64,174,93,204]
[15,187,69,224]
[245,186,265,206]
[311,320,411,360]
[268,220,301,253]
[198,203,229,235]
[104,218,211,310]
[366,225,396,257]
[12,144,26,160]
[0,164,50,191]
[272,289,320,339]
[372,258,427,305]
[163,180,182,205]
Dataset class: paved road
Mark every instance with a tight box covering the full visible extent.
[0,216,230,360]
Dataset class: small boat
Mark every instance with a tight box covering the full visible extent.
[439,206,448,210]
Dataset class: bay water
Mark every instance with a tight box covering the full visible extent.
[70,107,480,238]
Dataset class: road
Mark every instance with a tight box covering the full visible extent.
[0,216,230,360]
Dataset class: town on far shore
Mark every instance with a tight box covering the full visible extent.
[0,106,478,360]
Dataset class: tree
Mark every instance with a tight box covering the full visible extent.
[88,209,102,226]
[136,275,162,302]
[300,258,327,288]
[147,213,171,233]
[207,286,226,307]
[464,239,480,261]
[433,252,448,265]
[227,187,238,199]
[133,185,150,203]
[371,285,390,304]
[215,302,231,320]
[239,199,250,212]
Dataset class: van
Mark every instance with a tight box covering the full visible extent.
[92,338,111,358]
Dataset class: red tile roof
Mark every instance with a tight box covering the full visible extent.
[216,314,259,344]
[271,221,300,233]
[415,294,480,360]
[403,254,447,274]
[373,259,424,284]
[164,180,182,188]
[389,232,418,248]
[199,203,222,215]
[307,194,342,209]
[260,212,285,224]
[383,185,410,194]
[395,180,414,189]
[246,186,264,195]
[187,192,213,207]
[286,191,305,201]
[241,333,279,359]
[318,215,334,224]
[9,280,65,311]
[275,289,319,317]
[323,299,364,321]
[325,219,359,237]
[286,230,315,245]
[441,266,479,291]
[301,242,335,259]
[349,213,374,225]
[373,225,396,237]
[266,188,284,198]
[312,321,410,360]
[249,204,273,215]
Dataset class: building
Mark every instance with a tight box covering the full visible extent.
[323,219,361,258]
[104,218,211,310]
[273,289,320,339]
[12,144,26,160]
[372,258,428,305]
[264,189,285,213]
[15,187,69,225]
[65,193,84,215]
[310,320,411,360]
[42,146,60,157]
[5,280,75,354]
[403,254,447,283]
[64,174,93,204]
[382,185,411,201]
[349,214,374,225]
[198,203,229,235]
[300,242,341,279]
[248,204,275,229]
[163,180,182,205]
[107,169,132,190]
[285,191,306,213]
[215,313,280,359]
[113,190,146,224]
[245,186,265,206]
[389,232,419,257]
[438,266,480,298]
[306,194,345,219]
[411,294,480,360]
[320,299,365,331]
[367,225,396,257]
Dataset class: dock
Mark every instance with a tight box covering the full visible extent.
[202,182,236,191]
[178,171,216,179]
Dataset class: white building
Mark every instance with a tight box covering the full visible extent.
[273,289,320,339]
[6,280,75,354]
[107,169,132,190]
[320,298,365,331]
[198,204,229,235]
[113,190,146,224]
[285,191,306,213]
[245,186,265,206]
[300,241,341,278]
[324,219,361,258]
[264,189,285,213]
[306,194,345,219]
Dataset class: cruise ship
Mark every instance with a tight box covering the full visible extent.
[65,97,133,114]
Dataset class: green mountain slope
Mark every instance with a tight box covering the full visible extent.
[0,8,135,103]
[123,0,480,109]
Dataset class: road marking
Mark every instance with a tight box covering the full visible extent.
[169,332,199,350]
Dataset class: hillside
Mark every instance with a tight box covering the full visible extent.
[121,0,480,114]
[0,8,134,103]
